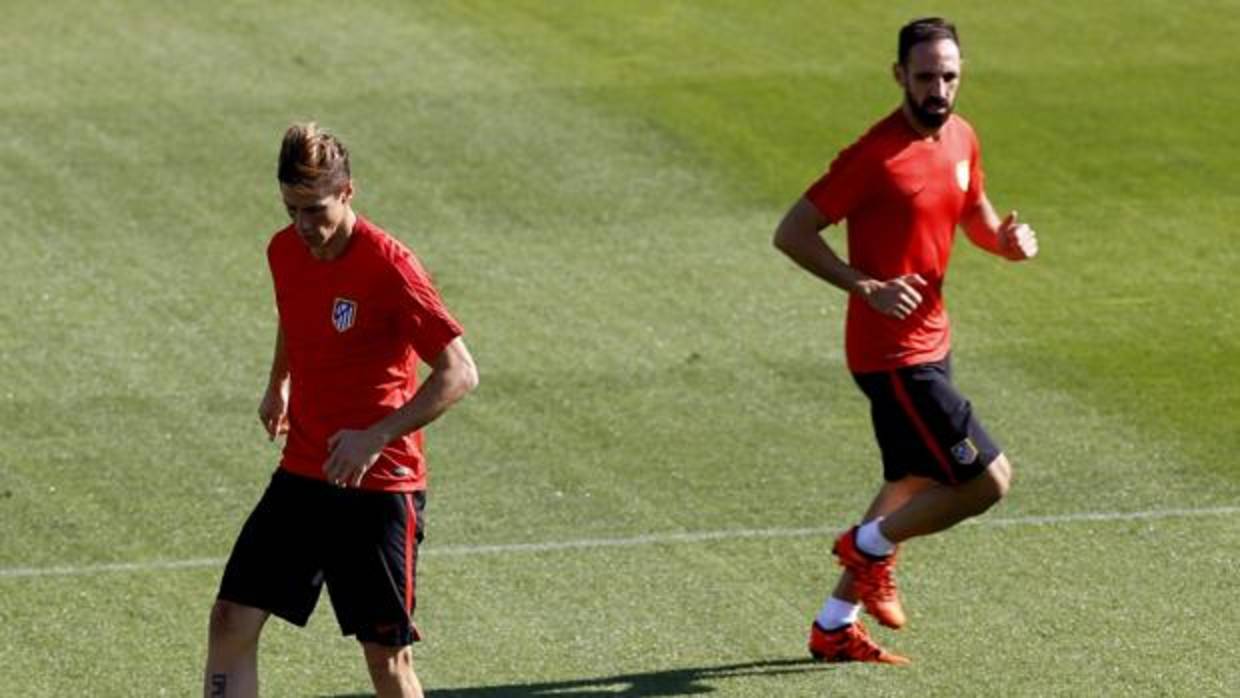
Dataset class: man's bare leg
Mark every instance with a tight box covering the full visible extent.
[879,455,1012,542]
[363,642,423,698]
[203,600,269,698]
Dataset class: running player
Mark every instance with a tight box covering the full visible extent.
[773,17,1038,664]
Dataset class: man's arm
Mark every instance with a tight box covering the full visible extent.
[773,197,930,320]
[323,336,479,487]
[960,193,1038,260]
[258,326,290,441]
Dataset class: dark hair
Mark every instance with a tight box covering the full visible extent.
[898,17,960,65]
[277,122,351,191]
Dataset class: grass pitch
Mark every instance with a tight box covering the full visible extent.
[1,1,1238,696]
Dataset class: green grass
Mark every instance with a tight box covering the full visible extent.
[1,1,1238,696]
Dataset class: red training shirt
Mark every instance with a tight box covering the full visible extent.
[266,215,463,492]
[805,109,985,373]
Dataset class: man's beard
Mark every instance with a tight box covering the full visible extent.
[905,90,953,130]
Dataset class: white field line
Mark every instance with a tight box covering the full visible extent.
[2,505,1237,579]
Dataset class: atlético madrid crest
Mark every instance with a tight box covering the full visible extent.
[332,298,357,332]
[951,437,979,465]
[955,160,970,192]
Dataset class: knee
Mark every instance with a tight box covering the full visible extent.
[978,455,1013,507]
[208,600,264,649]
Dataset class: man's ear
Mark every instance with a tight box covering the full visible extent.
[892,62,906,88]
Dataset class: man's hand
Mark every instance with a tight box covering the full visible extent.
[258,382,290,441]
[323,428,387,487]
[858,273,929,319]
[997,211,1038,261]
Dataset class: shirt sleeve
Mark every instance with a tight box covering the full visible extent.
[804,142,875,224]
[389,250,464,362]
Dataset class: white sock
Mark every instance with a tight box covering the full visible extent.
[856,518,895,557]
[816,597,860,630]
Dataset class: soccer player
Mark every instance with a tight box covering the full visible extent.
[772,18,1038,664]
[203,123,478,697]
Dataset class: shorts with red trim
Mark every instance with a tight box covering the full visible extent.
[852,355,1001,485]
[217,469,425,646]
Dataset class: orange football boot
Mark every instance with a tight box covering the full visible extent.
[833,526,906,629]
[808,621,910,665]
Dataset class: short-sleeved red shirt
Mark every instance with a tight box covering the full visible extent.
[806,110,984,373]
[266,215,463,492]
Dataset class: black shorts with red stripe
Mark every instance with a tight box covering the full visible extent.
[852,355,1001,485]
[217,469,425,646]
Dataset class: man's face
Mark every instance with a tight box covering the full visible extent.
[894,38,962,131]
[280,181,353,257]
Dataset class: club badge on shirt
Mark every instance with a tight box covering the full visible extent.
[332,298,357,332]
[955,160,970,192]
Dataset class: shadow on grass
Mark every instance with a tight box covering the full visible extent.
[323,657,833,697]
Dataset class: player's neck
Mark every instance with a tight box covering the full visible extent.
[315,208,357,262]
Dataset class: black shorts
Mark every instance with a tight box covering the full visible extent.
[852,356,1001,484]
[217,469,426,646]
